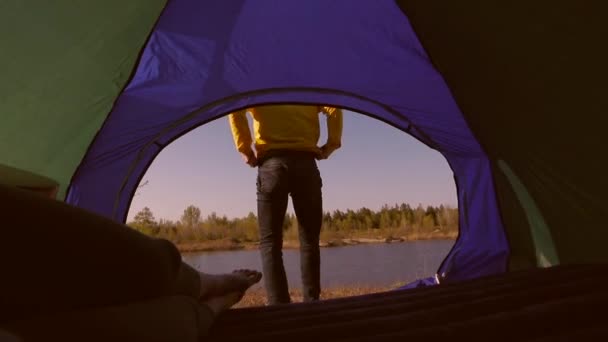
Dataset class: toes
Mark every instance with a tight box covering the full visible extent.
[231,269,262,286]
[250,271,262,283]
[243,270,262,283]
[233,269,261,278]
[200,270,263,302]
[233,269,254,274]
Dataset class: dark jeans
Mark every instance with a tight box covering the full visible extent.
[256,150,323,304]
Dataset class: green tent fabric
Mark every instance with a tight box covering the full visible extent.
[0,0,165,198]
[0,163,58,191]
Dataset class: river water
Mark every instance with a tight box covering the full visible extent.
[183,239,455,289]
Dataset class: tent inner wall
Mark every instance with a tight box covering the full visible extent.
[67,90,509,284]
[66,0,510,283]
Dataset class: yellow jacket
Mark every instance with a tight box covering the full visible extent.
[228,105,343,160]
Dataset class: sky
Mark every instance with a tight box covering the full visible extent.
[127,110,457,222]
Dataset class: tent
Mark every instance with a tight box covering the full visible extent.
[2,0,607,293]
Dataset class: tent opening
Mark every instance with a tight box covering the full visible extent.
[125,109,458,307]
[68,87,509,287]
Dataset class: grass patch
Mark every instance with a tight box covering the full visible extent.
[235,284,402,308]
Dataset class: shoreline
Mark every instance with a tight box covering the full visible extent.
[235,285,401,308]
[177,233,457,254]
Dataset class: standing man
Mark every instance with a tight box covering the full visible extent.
[228,105,343,304]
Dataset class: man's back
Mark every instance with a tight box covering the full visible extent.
[229,105,342,160]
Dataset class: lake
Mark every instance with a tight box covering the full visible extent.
[183,239,455,290]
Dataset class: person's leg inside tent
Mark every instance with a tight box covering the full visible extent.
[0,184,261,333]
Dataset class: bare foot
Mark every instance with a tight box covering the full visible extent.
[203,291,246,316]
[198,269,262,301]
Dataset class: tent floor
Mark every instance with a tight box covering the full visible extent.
[209,264,608,341]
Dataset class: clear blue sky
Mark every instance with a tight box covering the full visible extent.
[127,110,457,222]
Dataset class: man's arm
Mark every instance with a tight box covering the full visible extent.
[228,110,257,167]
[319,106,343,159]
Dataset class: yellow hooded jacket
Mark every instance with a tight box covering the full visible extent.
[228,105,343,160]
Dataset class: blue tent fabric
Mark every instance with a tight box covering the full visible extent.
[397,276,438,290]
[66,0,509,283]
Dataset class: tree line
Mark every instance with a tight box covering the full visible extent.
[128,203,459,244]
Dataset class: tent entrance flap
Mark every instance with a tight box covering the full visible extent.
[498,160,559,267]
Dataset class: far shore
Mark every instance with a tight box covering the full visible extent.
[177,232,457,254]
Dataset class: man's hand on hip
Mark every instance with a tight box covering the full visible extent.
[241,150,258,167]
[317,144,333,160]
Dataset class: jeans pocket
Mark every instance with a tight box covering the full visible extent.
[257,162,285,195]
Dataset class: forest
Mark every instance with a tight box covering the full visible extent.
[128,202,459,252]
